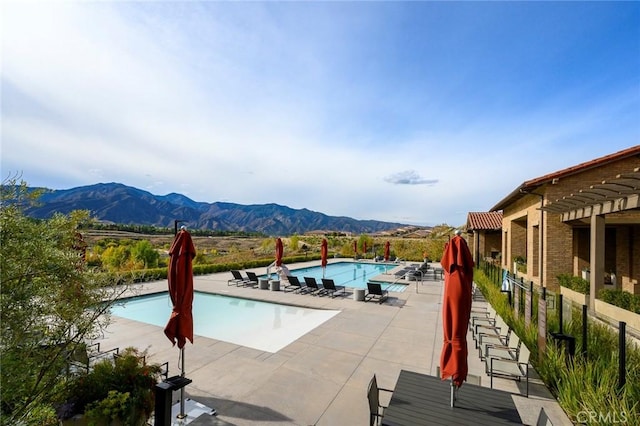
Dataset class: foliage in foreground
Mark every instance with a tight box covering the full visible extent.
[475,269,640,425]
[56,347,163,426]
[0,180,128,425]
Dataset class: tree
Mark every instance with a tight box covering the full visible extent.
[131,240,159,268]
[0,180,127,424]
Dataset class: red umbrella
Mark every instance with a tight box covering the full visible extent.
[321,238,328,268]
[275,238,283,267]
[363,241,367,258]
[320,238,328,278]
[164,228,195,349]
[384,241,390,261]
[439,233,474,394]
[353,240,358,256]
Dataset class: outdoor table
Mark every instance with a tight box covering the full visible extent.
[269,279,280,291]
[382,370,522,426]
[259,278,269,290]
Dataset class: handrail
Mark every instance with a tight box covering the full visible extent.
[266,260,276,279]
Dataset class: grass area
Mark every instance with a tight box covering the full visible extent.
[474,267,640,425]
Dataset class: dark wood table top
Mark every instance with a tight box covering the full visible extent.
[382,370,522,426]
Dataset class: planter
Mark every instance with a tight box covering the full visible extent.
[594,299,640,331]
[561,286,589,307]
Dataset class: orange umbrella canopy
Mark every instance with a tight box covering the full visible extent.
[275,237,283,267]
[384,241,390,261]
[439,234,475,387]
[321,238,328,267]
[164,229,196,349]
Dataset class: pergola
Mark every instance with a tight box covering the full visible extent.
[541,167,640,305]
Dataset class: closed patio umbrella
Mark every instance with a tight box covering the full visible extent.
[275,237,283,267]
[164,226,196,418]
[384,241,390,261]
[363,241,367,259]
[439,231,474,406]
[353,240,358,257]
[321,238,328,278]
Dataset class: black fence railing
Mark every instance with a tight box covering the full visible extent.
[477,259,631,393]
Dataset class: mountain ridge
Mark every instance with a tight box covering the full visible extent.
[25,182,422,235]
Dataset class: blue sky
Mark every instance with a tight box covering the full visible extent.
[2,1,639,227]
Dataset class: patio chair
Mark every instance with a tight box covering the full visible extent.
[536,407,554,426]
[488,343,530,397]
[243,271,259,288]
[475,316,510,353]
[367,374,393,426]
[473,312,505,344]
[284,275,303,293]
[320,278,346,298]
[483,332,521,362]
[470,305,497,332]
[303,276,323,295]
[365,282,388,304]
[228,270,250,286]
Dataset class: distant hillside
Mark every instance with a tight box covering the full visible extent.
[24,182,420,235]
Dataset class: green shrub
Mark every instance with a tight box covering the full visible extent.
[557,273,590,294]
[599,289,640,314]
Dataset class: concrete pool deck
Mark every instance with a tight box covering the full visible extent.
[96,260,573,425]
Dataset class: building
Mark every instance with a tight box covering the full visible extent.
[465,211,503,265]
[489,146,640,307]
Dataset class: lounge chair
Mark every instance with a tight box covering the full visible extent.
[365,282,388,304]
[244,271,259,288]
[367,374,393,426]
[303,277,323,295]
[488,343,530,397]
[284,275,303,293]
[320,278,346,298]
[484,332,521,361]
[228,270,250,286]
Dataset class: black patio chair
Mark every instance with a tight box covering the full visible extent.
[367,374,393,426]
[303,276,323,295]
[320,278,346,298]
[365,282,388,304]
[284,275,303,293]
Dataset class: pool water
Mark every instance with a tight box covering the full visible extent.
[111,292,340,353]
[272,261,403,291]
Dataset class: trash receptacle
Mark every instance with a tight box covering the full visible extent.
[549,332,576,358]
[154,376,192,426]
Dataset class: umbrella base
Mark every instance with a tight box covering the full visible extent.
[170,398,216,424]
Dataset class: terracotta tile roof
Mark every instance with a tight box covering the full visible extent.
[466,211,503,230]
[491,145,640,211]
[522,145,640,188]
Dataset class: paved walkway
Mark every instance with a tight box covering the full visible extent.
[96,260,573,425]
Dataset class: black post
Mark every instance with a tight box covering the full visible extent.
[619,321,626,391]
[154,382,172,426]
[582,305,588,358]
[174,219,184,236]
[558,294,564,335]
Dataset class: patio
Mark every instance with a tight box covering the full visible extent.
[95,260,572,425]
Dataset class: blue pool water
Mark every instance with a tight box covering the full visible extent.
[111,292,340,353]
[271,261,404,291]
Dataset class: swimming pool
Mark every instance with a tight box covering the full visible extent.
[111,292,340,353]
[274,261,405,291]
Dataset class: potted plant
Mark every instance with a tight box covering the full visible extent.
[57,347,163,426]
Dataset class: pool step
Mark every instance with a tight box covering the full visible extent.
[385,283,408,293]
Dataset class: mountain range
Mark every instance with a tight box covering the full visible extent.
[24,182,416,235]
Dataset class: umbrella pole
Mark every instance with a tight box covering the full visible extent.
[179,347,186,419]
[450,378,459,407]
